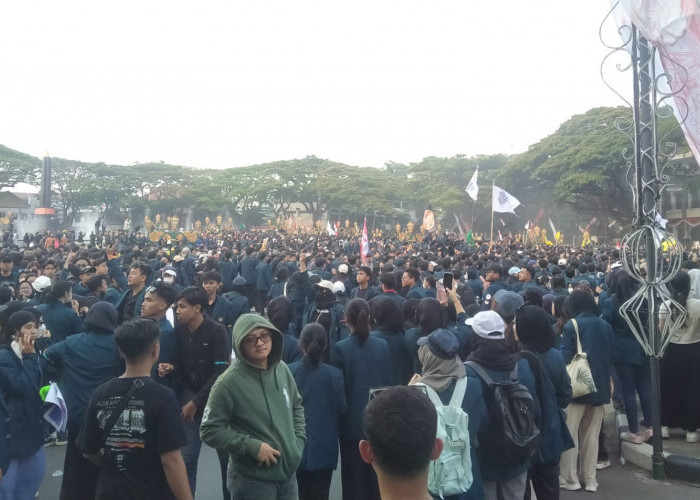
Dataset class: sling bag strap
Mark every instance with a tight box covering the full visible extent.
[571,319,583,355]
[101,378,145,447]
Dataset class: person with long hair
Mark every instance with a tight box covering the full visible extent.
[559,290,613,493]
[0,311,45,499]
[660,270,700,442]
[332,298,392,500]
[404,298,446,373]
[515,305,574,500]
[289,324,347,500]
[36,281,84,343]
[601,270,652,444]
[370,295,411,385]
[552,296,569,336]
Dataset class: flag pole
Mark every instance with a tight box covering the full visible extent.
[490,183,495,243]
[471,198,476,231]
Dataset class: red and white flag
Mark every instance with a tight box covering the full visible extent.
[361,218,370,264]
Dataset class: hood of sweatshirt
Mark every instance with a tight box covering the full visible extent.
[232,313,283,369]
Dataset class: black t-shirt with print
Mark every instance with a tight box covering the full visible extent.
[77,376,186,499]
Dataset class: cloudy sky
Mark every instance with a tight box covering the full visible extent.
[0,1,631,169]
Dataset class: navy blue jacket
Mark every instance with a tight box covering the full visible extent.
[370,329,412,385]
[218,260,238,291]
[406,284,427,300]
[369,290,405,310]
[561,312,613,406]
[239,256,259,285]
[256,261,273,292]
[180,255,197,287]
[521,348,574,465]
[288,360,347,471]
[332,335,392,442]
[601,296,647,366]
[37,302,85,343]
[207,296,236,345]
[43,330,121,426]
[0,346,43,460]
[303,300,349,352]
[435,377,488,500]
[0,397,8,473]
[464,359,541,481]
[482,279,509,308]
[282,333,303,365]
[220,290,250,329]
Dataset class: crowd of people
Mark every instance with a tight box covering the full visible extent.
[0,226,699,500]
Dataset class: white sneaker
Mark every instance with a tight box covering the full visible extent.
[559,481,582,491]
[687,431,699,443]
[596,458,611,470]
[661,426,670,439]
[585,484,598,492]
[620,431,643,444]
[642,426,653,442]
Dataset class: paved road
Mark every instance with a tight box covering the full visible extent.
[38,442,699,499]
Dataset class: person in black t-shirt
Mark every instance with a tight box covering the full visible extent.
[77,318,192,500]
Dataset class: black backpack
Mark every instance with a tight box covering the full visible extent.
[466,360,541,466]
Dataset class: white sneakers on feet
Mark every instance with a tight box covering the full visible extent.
[620,431,643,444]
[559,481,582,491]
[585,484,598,492]
[687,431,699,443]
[642,426,653,442]
[661,426,670,439]
[596,458,611,470]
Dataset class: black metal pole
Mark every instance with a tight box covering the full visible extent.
[635,28,666,480]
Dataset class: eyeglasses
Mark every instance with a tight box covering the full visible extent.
[243,332,272,345]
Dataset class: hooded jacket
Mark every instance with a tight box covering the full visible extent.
[200,314,305,482]
[43,302,122,426]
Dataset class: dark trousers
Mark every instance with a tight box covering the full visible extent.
[296,469,333,500]
[217,449,231,500]
[524,459,559,500]
[616,362,652,433]
[60,420,99,500]
[339,439,380,500]
[254,290,268,314]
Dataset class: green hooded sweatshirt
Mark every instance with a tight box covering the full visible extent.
[200,314,305,482]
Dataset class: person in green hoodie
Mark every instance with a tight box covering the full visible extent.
[200,313,305,500]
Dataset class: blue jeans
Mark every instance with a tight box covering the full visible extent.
[616,362,652,433]
[0,447,45,500]
[182,417,203,496]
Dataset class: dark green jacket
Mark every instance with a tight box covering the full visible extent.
[200,314,305,482]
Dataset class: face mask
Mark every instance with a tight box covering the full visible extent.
[163,276,175,284]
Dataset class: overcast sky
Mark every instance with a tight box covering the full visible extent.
[0,1,631,169]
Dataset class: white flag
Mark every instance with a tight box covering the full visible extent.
[465,167,479,201]
[548,217,556,236]
[492,185,520,214]
[326,220,336,236]
[525,220,530,230]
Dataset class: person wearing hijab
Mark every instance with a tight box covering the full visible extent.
[0,311,44,499]
[514,305,574,500]
[410,328,487,500]
[404,298,446,373]
[43,302,122,500]
[465,310,541,500]
[267,295,303,364]
[370,295,412,385]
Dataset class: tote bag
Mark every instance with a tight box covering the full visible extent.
[566,319,597,398]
